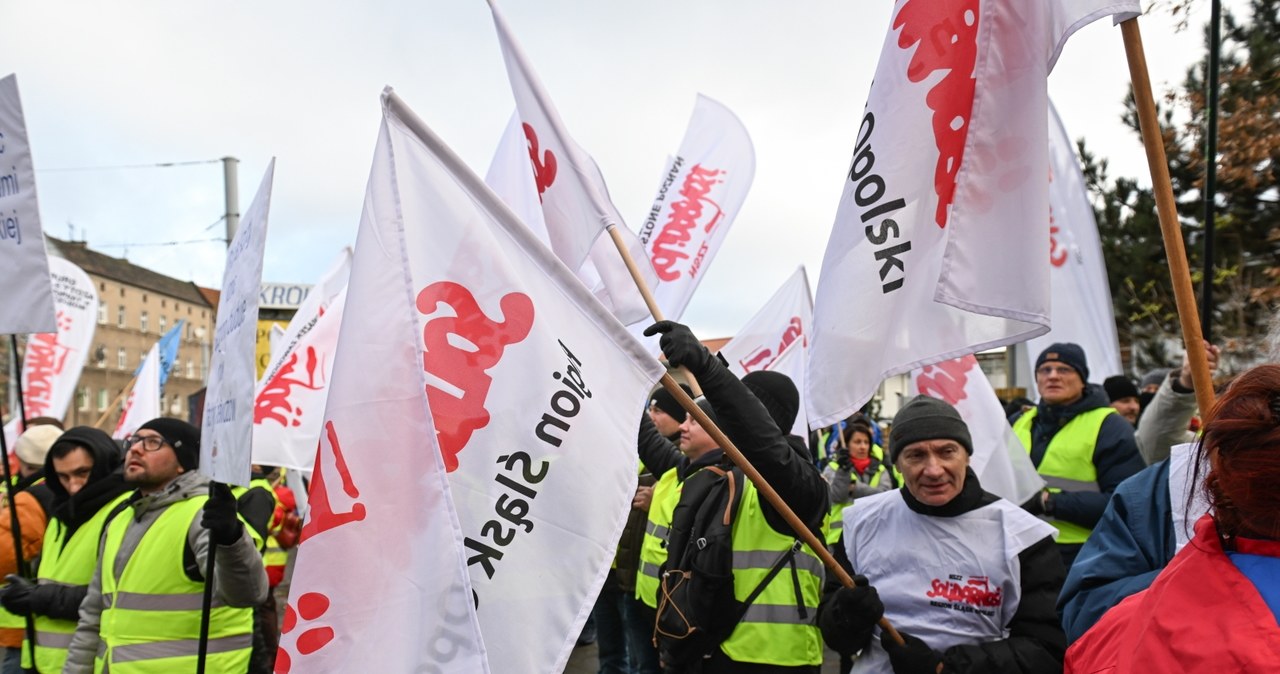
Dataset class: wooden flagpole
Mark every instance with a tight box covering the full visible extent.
[92,374,138,430]
[1121,18,1217,414]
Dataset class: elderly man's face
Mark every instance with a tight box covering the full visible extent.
[1036,362,1086,406]
[896,439,969,506]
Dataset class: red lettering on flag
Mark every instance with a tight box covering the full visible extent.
[523,123,557,202]
[915,356,976,405]
[299,421,366,544]
[738,316,805,373]
[276,592,336,673]
[651,164,726,281]
[894,0,979,228]
[417,281,534,472]
[22,311,73,417]
[255,347,327,428]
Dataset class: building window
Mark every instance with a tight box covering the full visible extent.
[99,282,105,292]
[186,359,194,379]
[97,389,109,411]
[94,345,106,367]
[159,316,167,333]
[117,348,126,370]
[142,293,148,304]
[161,299,167,309]
[187,306,192,315]
[140,311,149,334]
[170,395,182,415]
[201,310,206,319]
[97,301,107,325]
[77,388,89,412]
[119,287,125,298]
[117,306,126,328]
[140,350,147,368]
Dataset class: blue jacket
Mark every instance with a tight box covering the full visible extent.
[1057,460,1176,643]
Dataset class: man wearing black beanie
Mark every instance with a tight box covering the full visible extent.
[62,418,267,673]
[817,395,1067,674]
[1013,344,1145,570]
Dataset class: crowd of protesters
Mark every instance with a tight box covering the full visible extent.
[0,322,1273,674]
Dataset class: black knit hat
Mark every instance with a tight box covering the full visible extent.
[889,396,973,463]
[742,370,799,432]
[649,384,693,423]
[1103,375,1140,402]
[137,418,200,471]
[1035,342,1090,382]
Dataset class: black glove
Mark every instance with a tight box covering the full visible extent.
[834,447,853,472]
[202,482,243,546]
[0,574,34,616]
[643,321,712,373]
[1020,490,1047,517]
[883,631,943,674]
[832,574,884,634]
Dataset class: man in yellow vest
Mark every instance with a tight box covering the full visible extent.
[1013,343,1145,569]
[63,418,268,673]
[0,427,131,674]
[644,321,828,673]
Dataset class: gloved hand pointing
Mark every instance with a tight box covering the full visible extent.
[643,321,713,373]
[202,482,243,546]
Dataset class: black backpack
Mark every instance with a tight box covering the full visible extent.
[653,462,805,671]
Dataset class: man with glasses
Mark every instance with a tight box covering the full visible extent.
[63,418,267,674]
[1012,344,1145,569]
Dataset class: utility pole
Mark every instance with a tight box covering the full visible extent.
[222,156,240,247]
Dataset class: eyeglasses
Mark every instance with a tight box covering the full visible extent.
[125,434,168,452]
[1036,365,1077,377]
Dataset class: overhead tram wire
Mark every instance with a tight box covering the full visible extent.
[35,158,222,173]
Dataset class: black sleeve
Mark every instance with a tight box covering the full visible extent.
[1052,415,1146,530]
[692,357,829,534]
[940,535,1067,673]
[27,582,89,622]
[236,487,276,543]
[637,411,682,478]
[815,535,875,656]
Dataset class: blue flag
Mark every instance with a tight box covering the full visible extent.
[134,320,184,393]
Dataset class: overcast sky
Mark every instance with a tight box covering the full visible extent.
[5,1,1223,337]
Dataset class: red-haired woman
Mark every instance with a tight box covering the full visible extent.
[1066,364,1280,672]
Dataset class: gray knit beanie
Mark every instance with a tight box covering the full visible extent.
[889,396,973,463]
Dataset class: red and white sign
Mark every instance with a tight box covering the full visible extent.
[281,89,665,673]
[808,0,1140,427]
[252,248,351,472]
[910,355,1043,504]
[719,266,812,439]
[639,94,755,321]
[486,112,652,325]
[0,74,56,335]
[202,161,275,487]
[112,341,161,440]
[1023,101,1122,381]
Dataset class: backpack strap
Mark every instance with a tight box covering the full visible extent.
[730,539,802,629]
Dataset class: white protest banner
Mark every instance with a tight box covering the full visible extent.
[911,355,1044,504]
[201,160,274,486]
[0,74,55,335]
[638,94,755,321]
[488,0,658,313]
[486,112,650,324]
[252,290,346,471]
[277,115,486,672]
[1023,101,1122,381]
[808,0,1140,427]
[719,266,812,439]
[260,247,351,384]
[113,341,161,440]
[389,88,663,672]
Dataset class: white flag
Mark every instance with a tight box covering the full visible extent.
[251,290,346,471]
[639,94,755,321]
[485,112,651,324]
[1023,101,1122,380]
[0,74,55,335]
[808,0,1140,427]
[113,342,162,440]
[386,88,664,672]
[488,0,652,291]
[201,160,274,486]
[910,355,1044,504]
[277,115,487,672]
[719,267,813,439]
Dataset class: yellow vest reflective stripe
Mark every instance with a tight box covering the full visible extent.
[22,492,131,673]
[1013,407,1113,545]
[636,468,681,609]
[96,495,253,673]
[719,479,823,666]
